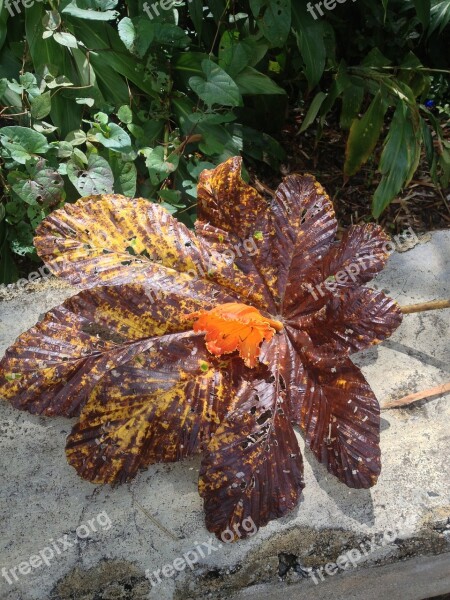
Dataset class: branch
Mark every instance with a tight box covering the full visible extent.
[400,299,450,314]
[383,382,450,409]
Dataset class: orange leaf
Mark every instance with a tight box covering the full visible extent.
[185,303,283,368]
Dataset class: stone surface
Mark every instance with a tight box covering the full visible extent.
[0,230,449,600]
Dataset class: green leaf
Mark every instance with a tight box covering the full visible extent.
[67,153,114,196]
[340,82,365,130]
[219,31,252,77]
[250,0,291,47]
[117,105,133,124]
[188,0,204,35]
[0,126,50,164]
[158,189,182,204]
[30,91,52,120]
[109,153,137,197]
[361,48,392,68]
[233,124,286,169]
[57,141,74,158]
[344,91,388,178]
[53,31,79,48]
[143,147,179,185]
[153,24,191,48]
[429,1,450,35]
[117,17,135,51]
[189,60,242,108]
[413,0,431,27]
[10,159,65,208]
[372,103,421,218]
[234,67,285,96]
[66,129,87,146]
[94,123,132,152]
[62,0,119,20]
[300,91,327,133]
[42,10,62,31]
[291,4,326,90]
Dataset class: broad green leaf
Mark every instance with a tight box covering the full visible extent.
[361,48,392,68]
[62,0,119,20]
[132,19,156,57]
[30,91,52,120]
[10,159,64,207]
[117,105,133,124]
[0,126,50,164]
[219,31,252,77]
[53,31,79,48]
[189,60,242,108]
[42,10,61,31]
[250,0,291,47]
[143,147,179,185]
[109,153,137,197]
[67,153,114,196]
[153,24,191,48]
[234,67,285,95]
[66,129,87,146]
[188,0,204,35]
[117,16,135,51]
[94,123,132,152]
[344,91,388,178]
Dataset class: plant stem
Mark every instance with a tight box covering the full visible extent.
[400,299,450,314]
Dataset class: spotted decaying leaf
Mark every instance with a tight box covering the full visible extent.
[0,157,403,540]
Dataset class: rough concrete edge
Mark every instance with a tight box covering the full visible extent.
[228,552,450,600]
[173,510,450,599]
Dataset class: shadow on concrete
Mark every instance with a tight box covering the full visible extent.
[301,444,376,527]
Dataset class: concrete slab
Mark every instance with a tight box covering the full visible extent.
[0,229,449,600]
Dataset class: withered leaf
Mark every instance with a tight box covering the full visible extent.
[0,284,208,416]
[66,344,244,483]
[199,375,304,537]
[0,157,403,539]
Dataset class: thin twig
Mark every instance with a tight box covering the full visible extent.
[133,499,181,541]
[400,299,450,314]
[383,382,450,409]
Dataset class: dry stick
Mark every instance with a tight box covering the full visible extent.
[133,499,181,541]
[399,299,450,314]
[383,299,450,409]
[383,382,450,409]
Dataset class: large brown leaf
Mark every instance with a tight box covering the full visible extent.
[1,157,404,539]
[296,356,381,488]
[0,284,209,416]
[199,375,304,536]
[300,287,403,354]
[66,345,244,483]
[196,158,337,310]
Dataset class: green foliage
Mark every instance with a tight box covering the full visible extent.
[0,0,448,283]
[293,0,449,220]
